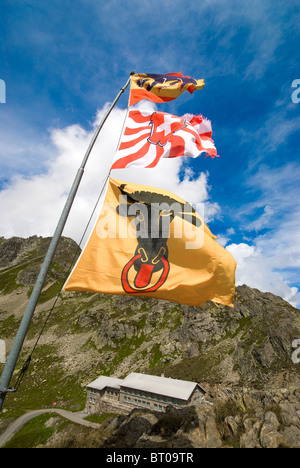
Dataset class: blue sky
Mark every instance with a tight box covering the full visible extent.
[1,0,300,306]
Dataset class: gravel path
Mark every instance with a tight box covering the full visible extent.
[0,408,100,447]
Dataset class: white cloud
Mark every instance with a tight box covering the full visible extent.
[0,103,217,244]
[0,108,53,182]
[215,235,229,247]
[227,242,300,308]
[225,162,300,308]
[245,204,274,232]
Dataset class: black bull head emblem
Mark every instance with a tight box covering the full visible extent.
[117,184,201,293]
[136,73,199,92]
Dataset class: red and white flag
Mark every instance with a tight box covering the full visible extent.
[111,110,218,169]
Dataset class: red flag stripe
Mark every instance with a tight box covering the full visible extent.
[119,132,151,151]
[124,125,150,135]
[146,144,165,168]
[112,141,151,169]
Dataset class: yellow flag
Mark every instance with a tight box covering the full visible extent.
[64,178,236,307]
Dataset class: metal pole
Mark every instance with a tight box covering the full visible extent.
[0,73,134,412]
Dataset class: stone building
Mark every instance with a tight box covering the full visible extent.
[86,372,206,415]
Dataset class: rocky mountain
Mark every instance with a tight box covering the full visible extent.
[87,389,300,449]
[0,235,300,447]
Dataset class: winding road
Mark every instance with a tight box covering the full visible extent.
[0,408,100,447]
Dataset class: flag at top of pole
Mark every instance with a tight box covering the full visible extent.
[129,73,205,106]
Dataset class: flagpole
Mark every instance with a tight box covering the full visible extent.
[0,72,134,412]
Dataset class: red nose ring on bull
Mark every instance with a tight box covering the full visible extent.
[121,252,170,294]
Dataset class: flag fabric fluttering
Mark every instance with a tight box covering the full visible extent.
[64,178,236,307]
[111,110,218,169]
[129,73,205,106]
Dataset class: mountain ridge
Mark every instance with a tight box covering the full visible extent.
[0,235,299,447]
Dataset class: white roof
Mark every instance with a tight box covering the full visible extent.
[121,372,201,401]
[87,376,123,391]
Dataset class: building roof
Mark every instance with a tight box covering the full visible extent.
[87,375,123,391]
[121,372,204,401]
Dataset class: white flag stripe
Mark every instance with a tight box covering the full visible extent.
[120,128,150,143]
[116,138,147,157]
[112,140,148,166]
[125,119,150,129]
[193,121,212,134]
[201,139,216,149]
[179,132,201,158]
[126,143,158,168]
[181,114,212,134]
